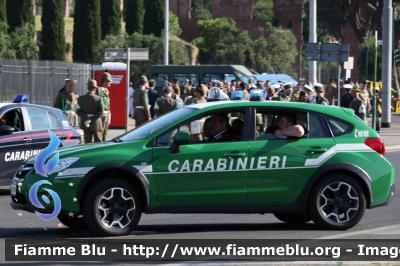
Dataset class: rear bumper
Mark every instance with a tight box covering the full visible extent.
[370,184,395,209]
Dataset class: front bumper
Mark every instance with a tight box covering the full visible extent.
[370,184,395,209]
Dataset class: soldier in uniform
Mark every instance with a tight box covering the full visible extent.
[171,79,181,97]
[291,84,300,102]
[97,72,112,141]
[315,84,329,105]
[76,80,104,143]
[206,113,236,142]
[324,79,336,105]
[190,85,208,141]
[154,88,179,117]
[182,79,192,100]
[132,76,151,126]
[359,81,371,120]
[350,86,366,121]
[278,83,292,101]
[162,76,170,91]
[54,79,78,126]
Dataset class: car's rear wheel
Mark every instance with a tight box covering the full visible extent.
[83,178,142,236]
[57,214,87,229]
[309,173,366,230]
[273,212,312,224]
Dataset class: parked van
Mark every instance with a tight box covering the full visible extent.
[148,65,255,94]
[254,74,297,86]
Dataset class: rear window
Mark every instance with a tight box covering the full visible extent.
[326,116,353,137]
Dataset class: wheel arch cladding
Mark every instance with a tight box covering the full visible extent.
[76,163,150,212]
[298,163,373,208]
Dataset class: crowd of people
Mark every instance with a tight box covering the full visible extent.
[53,73,380,144]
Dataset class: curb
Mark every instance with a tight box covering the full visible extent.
[385,145,400,151]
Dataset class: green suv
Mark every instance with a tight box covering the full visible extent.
[10,101,395,236]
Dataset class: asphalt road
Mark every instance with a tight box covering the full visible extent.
[0,151,398,265]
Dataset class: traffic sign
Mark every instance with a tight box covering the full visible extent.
[344,57,354,70]
[104,49,127,61]
[129,49,149,61]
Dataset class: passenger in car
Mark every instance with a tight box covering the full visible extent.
[265,113,305,137]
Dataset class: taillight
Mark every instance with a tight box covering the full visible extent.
[364,137,385,156]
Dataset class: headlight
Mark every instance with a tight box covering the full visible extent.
[53,157,80,173]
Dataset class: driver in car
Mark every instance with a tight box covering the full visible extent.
[0,115,6,126]
[265,113,305,138]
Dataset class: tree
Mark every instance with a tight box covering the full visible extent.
[126,0,144,34]
[358,37,382,80]
[40,0,66,60]
[73,0,101,62]
[169,11,182,36]
[100,0,121,39]
[252,0,273,21]
[143,0,164,37]
[6,0,34,35]
[197,18,239,63]
[191,0,212,19]
[0,0,7,34]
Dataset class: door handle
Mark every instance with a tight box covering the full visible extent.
[306,147,327,154]
[22,138,32,143]
[224,153,246,158]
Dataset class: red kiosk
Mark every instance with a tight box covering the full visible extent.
[92,63,127,129]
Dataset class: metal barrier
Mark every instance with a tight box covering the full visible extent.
[0,59,91,106]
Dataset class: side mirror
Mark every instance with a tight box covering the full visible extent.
[0,125,14,136]
[169,131,191,154]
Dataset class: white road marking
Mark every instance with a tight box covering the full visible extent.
[317,224,400,239]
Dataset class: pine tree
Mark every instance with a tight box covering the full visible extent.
[6,0,34,35]
[0,0,7,33]
[100,0,122,39]
[40,0,66,60]
[125,0,144,34]
[143,0,164,37]
[73,0,101,62]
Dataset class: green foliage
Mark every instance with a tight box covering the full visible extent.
[6,0,35,35]
[96,32,190,79]
[100,0,122,39]
[0,0,7,34]
[126,0,144,34]
[169,12,182,36]
[191,0,212,19]
[358,37,382,80]
[302,1,331,43]
[73,0,101,63]
[66,42,73,53]
[252,0,273,21]
[195,19,297,74]
[197,18,239,63]
[143,0,164,37]
[40,0,66,61]
[0,23,39,59]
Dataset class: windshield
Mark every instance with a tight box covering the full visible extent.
[116,107,197,142]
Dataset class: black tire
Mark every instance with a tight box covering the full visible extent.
[83,178,142,236]
[57,214,87,229]
[309,173,366,230]
[273,212,312,224]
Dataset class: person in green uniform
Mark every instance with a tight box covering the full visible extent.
[53,79,79,126]
[132,76,151,127]
[315,83,329,105]
[97,72,112,140]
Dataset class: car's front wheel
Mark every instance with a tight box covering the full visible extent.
[83,178,142,236]
[309,173,366,230]
[273,212,312,224]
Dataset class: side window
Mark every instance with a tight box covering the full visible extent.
[173,74,199,87]
[308,113,328,138]
[0,109,24,132]
[27,108,51,131]
[151,73,169,87]
[326,116,353,137]
[155,110,246,146]
[203,74,221,83]
[254,109,307,140]
[223,74,237,83]
[48,112,59,129]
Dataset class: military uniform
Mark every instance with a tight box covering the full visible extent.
[155,94,178,116]
[314,83,329,105]
[340,93,353,108]
[291,89,300,102]
[172,83,181,96]
[316,96,329,105]
[359,89,370,108]
[53,91,78,126]
[97,72,111,141]
[182,84,192,101]
[350,87,366,121]
[206,130,236,142]
[77,80,104,143]
[278,95,291,102]
[324,85,336,105]
[133,76,151,126]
